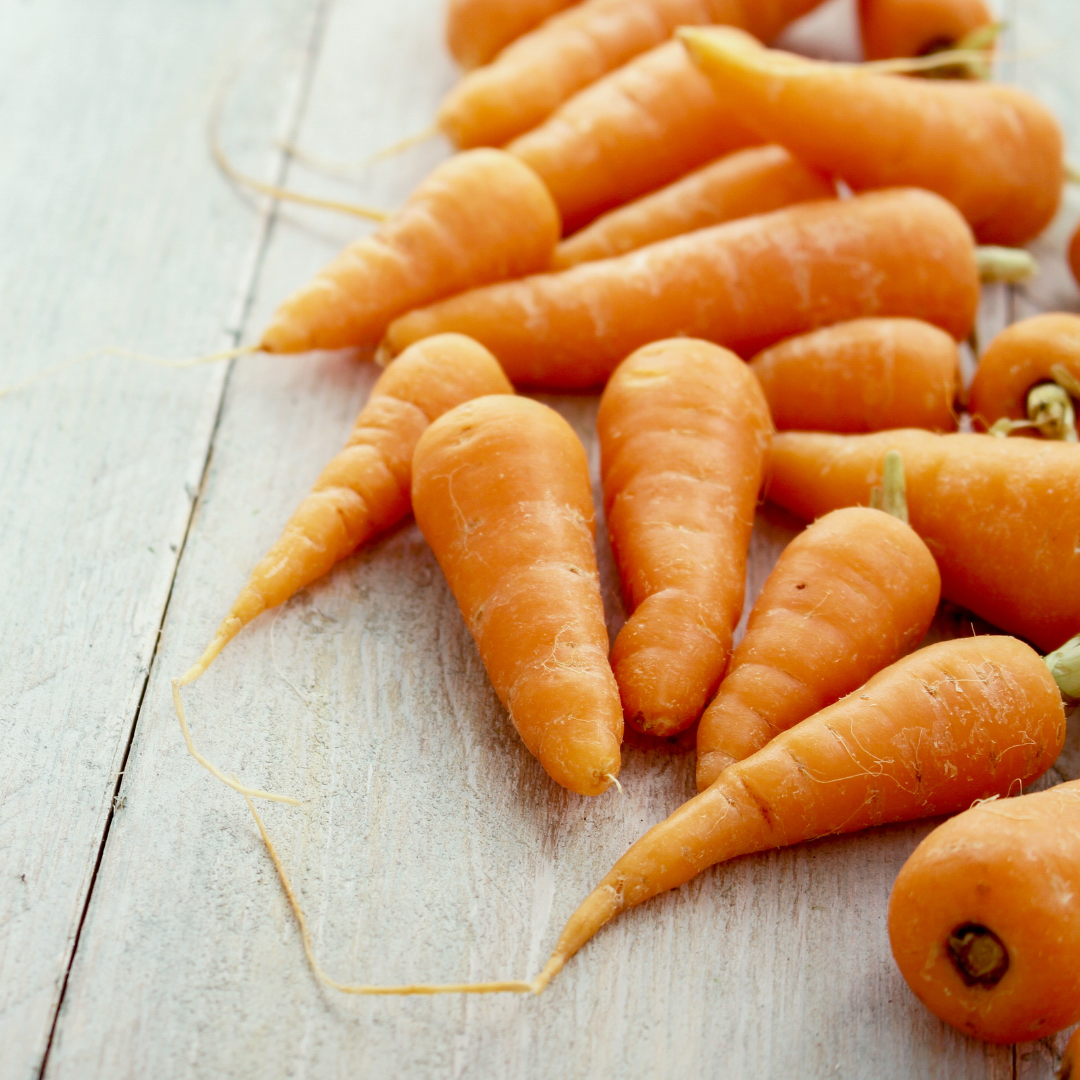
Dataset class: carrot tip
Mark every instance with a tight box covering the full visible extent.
[373,341,393,368]
[603,773,624,795]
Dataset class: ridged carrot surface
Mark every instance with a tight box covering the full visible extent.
[534,637,1065,991]
[386,188,979,390]
[447,0,580,70]
[766,429,1080,651]
[260,150,559,354]
[681,26,1063,245]
[412,396,623,796]
[750,318,960,433]
[552,145,833,267]
[859,0,993,59]
[599,340,771,737]
[695,506,940,789]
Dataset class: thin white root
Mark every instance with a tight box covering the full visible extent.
[240,786,533,996]
[603,773,624,794]
[272,126,442,182]
[976,246,1037,283]
[172,678,300,805]
[368,125,441,163]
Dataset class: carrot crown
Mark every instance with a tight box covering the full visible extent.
[869,450,909,523]
[990,365,1080,442]
[1045,636,1080,702]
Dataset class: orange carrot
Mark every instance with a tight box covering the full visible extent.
[766,429,1080,652]
[447,0,580,70]
[508,41,764,232]
[385,188,980,390]
[532,636,1067,991]
[1071,222,1080,287]
[749,317,960,433]
[696,454,941,789]
[437,0,824,150]
[889,778,1080,1043]
[599,339,771,736]
[411,395,623,796]
[681,26,1064,245]
[551,145,834,267]
[1063,1028,1080,1080]
[859,0,993,61]
[259,150,559,354]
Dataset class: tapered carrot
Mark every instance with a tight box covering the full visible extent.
[859,0,993,61]
[386,188,979,390]
[696,455,941,789]
[749,318,960,433]
[681,26,1064,245]
[551,145,833,267]
[447,0,580,70]
[437,0,824,150]
[766,429,1080,652]
[889,778,1080,1043]
[411,395,622,796]
[599,339,771,737]
[259,150,560,354]
[532,636,1067,991]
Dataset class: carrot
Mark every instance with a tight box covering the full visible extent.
[532,636,1067,991]
[696,453,941,789]
[766,429,1080,652]
[1071,222,1080,287]
[551,144,834,267]
[859,0,993,62]
[888,778,1080,1043]
[749,317,960,433]
[259,149,560,354]
[599,339,771,737]
[385,188,980,390]
[411,395,623,796]
[680,26,1064,245]
[968,313,1080,440]
[447,0,581,70]
[1064,1028,1080,1080]
[437,0,825,150]
[507,41,764,232]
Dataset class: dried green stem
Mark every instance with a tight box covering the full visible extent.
[976,246,1037,283]
[870,450,909,523]
[1045,634,1080,702]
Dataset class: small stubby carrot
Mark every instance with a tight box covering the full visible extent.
[749,317,960,433]
[259,150,559,354]
[859,0,993,61]
[696,455,941,789]
[385,188,979,390]
[889,778,1080,1044]
[766,429,1080,652]
[1063,1027,1080,1080]
[680,26,1064,245]
[551,145,834,267]
[411,395,622,796]
[531,636,1067,991]
[599,339,771,737]
[447,0,580,70]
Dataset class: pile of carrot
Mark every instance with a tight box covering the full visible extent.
[162,0,1080,1061]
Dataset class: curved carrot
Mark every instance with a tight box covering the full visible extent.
[750,317,960,433]
[766,429,1080,652]
[411,395,623,796]
[508,41,763,232]
[681,26,1064,245]
[551,144,833,267]
[599,339,771,737]
[385,188,979,390]
[859,0,993,61]
[259,150,560,354]
[889,779,1080,1044]
[532,636,1066,991]
[447,0,580,70]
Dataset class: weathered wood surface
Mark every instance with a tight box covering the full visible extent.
[1,0,1077,1076]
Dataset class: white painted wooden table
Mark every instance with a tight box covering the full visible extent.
[2,1,1078,1077]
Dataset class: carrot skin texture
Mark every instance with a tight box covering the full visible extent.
[599,340,772,737]
[386,188,979,390]
[889,780,1080,1044]
[260,150,560,353]
[552,144,834,267]
[540,637,1065,986]
[767,429,1080,652]
[859,0,993,59]
[412,396,622,796]
[447,0,580,70]
[696,506,941,789]
[750,317,960,433]
[682,27,1064,245]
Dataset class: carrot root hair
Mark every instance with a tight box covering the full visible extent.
[529,885,623,994]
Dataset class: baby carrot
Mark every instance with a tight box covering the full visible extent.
[680,26,1064,245]
[411,395,623,796]
[551,145,833,267]
[859,0,993,61]
[533,636,1067,991]
[749,318,960,433]
[766,429,1080,652]
[260,149,559,354]
[889,778,1080,1043]
[599,339,771,737]
[447,0,580,70]
[696,454,941,789]
[385,188,980,389]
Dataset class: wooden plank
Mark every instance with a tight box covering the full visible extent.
[0,0,323,1076]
